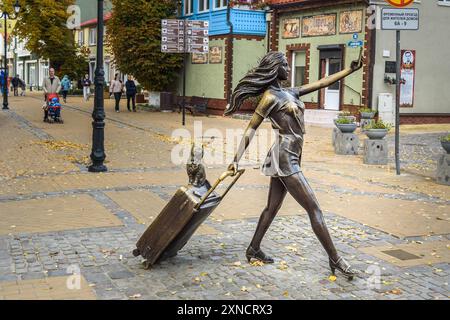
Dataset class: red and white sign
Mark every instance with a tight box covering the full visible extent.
[386,0,414,7]
[400,50,416,108]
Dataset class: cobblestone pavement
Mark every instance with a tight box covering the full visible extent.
[0,95,448,300]
[387,132,449,178]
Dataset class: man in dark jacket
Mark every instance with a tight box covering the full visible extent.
[12,75,20,96]
[125,76,137,112]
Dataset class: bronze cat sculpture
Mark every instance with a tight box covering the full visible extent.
[186,143,206,188]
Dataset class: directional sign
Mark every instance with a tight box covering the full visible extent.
[348,40,363,48]
[161,19,185,53]
[161,19,209,53]
[381,8,419,30]
[186,20,209,54]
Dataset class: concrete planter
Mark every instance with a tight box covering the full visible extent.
[334,122,357,133]
[365,129,388,140]
[441,141,450,154]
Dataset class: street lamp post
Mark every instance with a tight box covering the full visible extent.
[88,0,107,172]
[1,0,20,110]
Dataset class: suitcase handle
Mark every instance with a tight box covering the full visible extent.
[195,169,245,210]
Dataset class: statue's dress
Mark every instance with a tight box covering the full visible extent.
[255,86,306,177]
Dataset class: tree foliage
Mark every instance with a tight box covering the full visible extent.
[9,0,88,79]
[106,0,183,91]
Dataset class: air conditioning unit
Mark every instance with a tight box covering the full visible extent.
[377,93,395,125]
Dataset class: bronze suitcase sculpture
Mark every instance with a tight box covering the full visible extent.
[132,169,244,269]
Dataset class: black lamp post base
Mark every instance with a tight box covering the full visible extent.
[2,106,9,110]
[88,163,108,173]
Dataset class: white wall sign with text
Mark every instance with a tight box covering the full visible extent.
[381,8,419,30]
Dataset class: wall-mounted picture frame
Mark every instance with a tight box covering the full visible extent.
[302,14,336,37]
[191,53,208,64]
[282,18,300,39]
[209,46,223,64]
[339,10,363,34]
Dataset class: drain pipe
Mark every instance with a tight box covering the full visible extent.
[226,3,234,103]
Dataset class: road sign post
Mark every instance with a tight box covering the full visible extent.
[161,19,209,126]
[381,7,419,175]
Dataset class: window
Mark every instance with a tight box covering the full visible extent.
[214,0,228,9]
[78,31,84,46]
[184,0,194,15]
[199,0,210,12]
[438,0,450,6]
[89,28,96,46]
[292,51,307,87]
[104,60,110,85]
[89,61,96,81]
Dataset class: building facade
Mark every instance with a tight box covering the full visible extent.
[370,0,450,124]
[74,0,115,85]
[178,0,269,114]
[267,0,371,115]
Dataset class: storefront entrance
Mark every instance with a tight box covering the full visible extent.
[318,45,343,111]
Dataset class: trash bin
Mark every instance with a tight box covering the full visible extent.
[160,92,174,112]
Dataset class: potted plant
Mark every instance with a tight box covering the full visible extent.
[337,111,356,122]
[440,134,450,154]
[334,117,357,133]
[359,107,376,119]
[365,120,392,140]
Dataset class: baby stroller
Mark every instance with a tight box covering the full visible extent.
[45,93,63,123]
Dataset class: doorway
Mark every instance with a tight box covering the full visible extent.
[324,58,341,110]
[318,46,343,110]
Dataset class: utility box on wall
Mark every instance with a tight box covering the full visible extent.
[377,93,395,125]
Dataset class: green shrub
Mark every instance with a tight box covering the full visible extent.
[335,117,354,124]
[359,107,374,114]
[366,120,392,130]
[440,134,450,142]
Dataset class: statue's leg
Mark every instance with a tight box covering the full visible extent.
[249,177,287,251]
[280,172,339,261]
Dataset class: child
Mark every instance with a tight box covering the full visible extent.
[48,97,62,118]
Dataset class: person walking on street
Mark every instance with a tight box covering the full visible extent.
[125,75,137,112]
[82,74,92,102]
[60,75,71,103]
[19,78,26,96]
[11,75,20,96]
[42,68,61,122]
[110,73,123,113]
[0,70,5,96]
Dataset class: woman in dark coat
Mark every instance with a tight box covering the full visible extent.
[225,50,363,280]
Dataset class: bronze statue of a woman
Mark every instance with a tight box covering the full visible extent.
[225,50,363,280]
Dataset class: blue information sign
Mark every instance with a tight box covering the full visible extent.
[348,40,363,48]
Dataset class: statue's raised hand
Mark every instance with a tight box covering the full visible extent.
[350,47,364,72]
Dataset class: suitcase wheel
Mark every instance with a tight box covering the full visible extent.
[143,260,152,270]
[132,248,140,257]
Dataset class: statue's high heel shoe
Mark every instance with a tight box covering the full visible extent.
[329,257,359,281]
[246,247,274,264]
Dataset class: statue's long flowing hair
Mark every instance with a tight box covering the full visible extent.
[224,51,285,116]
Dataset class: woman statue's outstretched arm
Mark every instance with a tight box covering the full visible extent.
[228,112,264,175]
[299,47,364,96]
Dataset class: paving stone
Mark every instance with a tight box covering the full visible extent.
[108,270,135,280]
